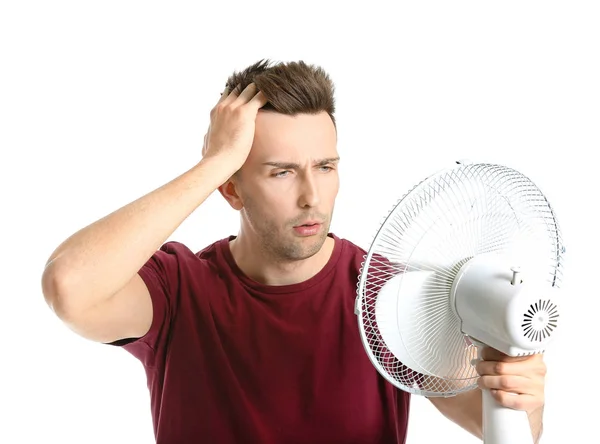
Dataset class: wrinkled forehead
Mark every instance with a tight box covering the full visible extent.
[249,111,338,163]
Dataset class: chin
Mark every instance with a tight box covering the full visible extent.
[293,232,329,259]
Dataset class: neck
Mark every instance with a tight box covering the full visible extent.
[228,232,335,286]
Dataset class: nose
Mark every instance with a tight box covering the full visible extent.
[298,172,320,208]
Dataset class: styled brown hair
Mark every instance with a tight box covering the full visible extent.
[225,59,336,127]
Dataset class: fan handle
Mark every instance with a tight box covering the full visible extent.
[475,343,535,444]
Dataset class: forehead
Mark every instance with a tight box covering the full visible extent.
[249,111,337,162]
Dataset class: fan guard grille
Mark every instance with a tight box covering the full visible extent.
[356,163,564,397]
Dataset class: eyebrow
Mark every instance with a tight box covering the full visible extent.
[262,157,340,169]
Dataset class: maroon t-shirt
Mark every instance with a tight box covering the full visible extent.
[110,233,410,443]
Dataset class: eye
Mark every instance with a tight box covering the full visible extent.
[319,166,333,172]
[273,170,291,177]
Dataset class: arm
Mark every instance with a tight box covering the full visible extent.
[427,390,482,439]
[41,83,267,343]
[42,157,236,342]
[428,347,546,443]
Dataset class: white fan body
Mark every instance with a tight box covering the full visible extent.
[374,258,559,444]
[451,252,560,444]
[355,161,564,444]
[451,251,560,356]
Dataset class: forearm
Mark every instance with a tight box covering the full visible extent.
[528,405,544,444]
[428,390,483,439]
[42,155,236,314]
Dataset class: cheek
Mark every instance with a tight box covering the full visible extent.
[260,186,290,206]
[245,185,290,215]
[321,175,340,202]
[255,178,298,201]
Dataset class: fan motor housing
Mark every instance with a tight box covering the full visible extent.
[449,252,560,356]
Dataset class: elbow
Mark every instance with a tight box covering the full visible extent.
[41,260,79,320]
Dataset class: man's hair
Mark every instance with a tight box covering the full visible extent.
[225,59,336,126]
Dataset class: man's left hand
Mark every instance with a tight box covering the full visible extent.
[475,347,546,414]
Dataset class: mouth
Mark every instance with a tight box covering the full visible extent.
[294,221,321,228]
[292,220,324,237]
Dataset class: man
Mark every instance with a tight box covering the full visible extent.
[41,59,546,443]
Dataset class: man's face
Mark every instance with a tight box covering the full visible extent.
[234,111,339,261]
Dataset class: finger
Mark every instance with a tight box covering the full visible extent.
[249,90,268,110]
[233,82,260,105]
[217,85,231,104]
[476,359,546,378]
[486,389,542,411]
[220,83,242,106]
[480,347,531,363]
[477,374,540,394]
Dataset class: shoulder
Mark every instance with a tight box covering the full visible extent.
[338,236,368,255]
[145,241,199,272]
[331,233,368,274]
[332,233,368,257]
[158,240,197,256]
[138,237,230,302]
[147,238,227,274]
[156,238,224,259]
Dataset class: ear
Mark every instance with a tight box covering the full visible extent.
[217,177,244,211]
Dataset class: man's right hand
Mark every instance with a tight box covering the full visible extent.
[202,82,268,171]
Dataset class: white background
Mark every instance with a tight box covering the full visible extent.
[1,1,597,443]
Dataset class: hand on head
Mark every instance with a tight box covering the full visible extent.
[202,83,268,170]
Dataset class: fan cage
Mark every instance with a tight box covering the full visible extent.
[355,162,564,397]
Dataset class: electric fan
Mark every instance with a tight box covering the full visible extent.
[355,161,564,444]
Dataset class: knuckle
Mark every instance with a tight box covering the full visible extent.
[494,390,519,409]
[494,362,506,374]
[494,390,507,403]
[232,105,245,116]
[213,103,227,114]
[499,376,511,389]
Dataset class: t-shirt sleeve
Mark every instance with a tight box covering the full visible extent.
[104,242,181,365]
